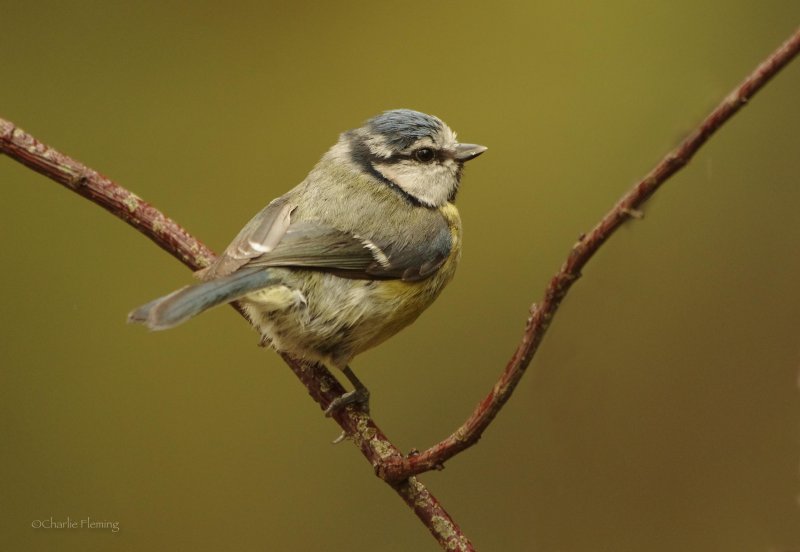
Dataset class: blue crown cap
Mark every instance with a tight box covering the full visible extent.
[366,109,444,150]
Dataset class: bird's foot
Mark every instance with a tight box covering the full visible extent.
[323,386,370,418]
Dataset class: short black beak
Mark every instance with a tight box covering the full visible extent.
[454,143,488,162]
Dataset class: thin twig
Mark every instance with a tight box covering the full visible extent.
[378,26,800,482]
[3,25,798,547]
[0,119,473,551]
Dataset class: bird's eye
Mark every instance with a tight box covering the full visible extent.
[413,148,436,163]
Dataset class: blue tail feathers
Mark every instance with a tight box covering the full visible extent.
[128,267,280,330]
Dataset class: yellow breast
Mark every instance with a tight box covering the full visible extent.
[364,202,462,338]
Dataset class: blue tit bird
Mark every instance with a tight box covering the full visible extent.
[129,109,486,414]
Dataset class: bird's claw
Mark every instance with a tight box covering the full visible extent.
[323,387,370,417]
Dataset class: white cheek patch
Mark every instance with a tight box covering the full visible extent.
[375,161,456,207]
[375,163,418,195]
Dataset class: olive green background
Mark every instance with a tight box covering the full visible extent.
[2,2,798,551]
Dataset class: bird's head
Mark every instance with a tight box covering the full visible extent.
[344,109,486,207]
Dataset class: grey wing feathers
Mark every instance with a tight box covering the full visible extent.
[196,197,294,280]
[247,220,452,281]
[369,223,452,281]
[246,221,381,272]
[197,195,452,282]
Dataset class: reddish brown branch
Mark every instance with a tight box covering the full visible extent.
[3,25,797,548]
[378,26,800,482]
[0,124,215,271]
[282,354,473,550]
[0,119,473,551]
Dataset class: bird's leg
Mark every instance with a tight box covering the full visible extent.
[324,365,371,417]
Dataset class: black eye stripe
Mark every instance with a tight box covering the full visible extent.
[378,148,457,165]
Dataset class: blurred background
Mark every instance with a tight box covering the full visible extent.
[1,2,798,550]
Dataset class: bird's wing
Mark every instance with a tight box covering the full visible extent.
[195,197,295,280]
[197,198,452,282]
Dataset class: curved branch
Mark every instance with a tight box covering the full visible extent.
[3,25,797,548]
[0,119,473,551]
[378,26,800,482]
